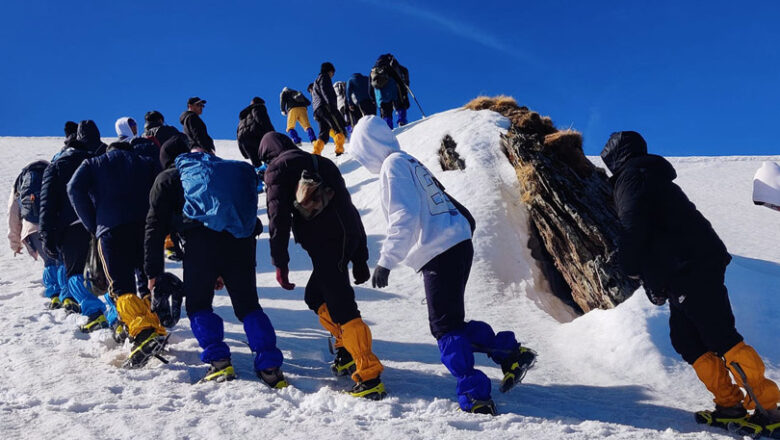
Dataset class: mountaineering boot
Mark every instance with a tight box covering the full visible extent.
[694,403,748,430]
[499,345,537,393]
[287,128,302,145]
[467,399,497,416]
[80,313,109,333]
[331,346,356,377]
[312,139,325,156]
[349,377,387,400]
[48,295,62,310]
[123,327,168,369]
[62,297,81,314]
[305,127,317,143]
[334,133,345,156]
[202,359,237,383]
[112,321,128,344]
[729,408,780,439]
[257,367,288,389]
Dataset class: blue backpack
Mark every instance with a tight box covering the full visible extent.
[175,152,258,238]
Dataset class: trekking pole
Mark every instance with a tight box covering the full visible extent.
[730,361,770,418]
[403,83,426,118]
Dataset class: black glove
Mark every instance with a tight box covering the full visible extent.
[253,217,263,237]
[644,285,668,306]
[371,265,390,289]
[352,261,370,285]
[43,238,59,260]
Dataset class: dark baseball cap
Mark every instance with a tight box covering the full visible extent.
[187,97,207,106]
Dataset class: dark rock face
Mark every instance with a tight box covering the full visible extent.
[439,134,465,171]
[466,96,639,314]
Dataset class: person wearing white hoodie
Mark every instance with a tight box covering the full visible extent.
[349,115,537,415]
[115,117,159,161]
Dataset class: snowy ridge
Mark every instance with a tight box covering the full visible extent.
[0,109,778,439]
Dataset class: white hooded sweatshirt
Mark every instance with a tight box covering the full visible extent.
[115,117,137,141]
[350,116,472,271]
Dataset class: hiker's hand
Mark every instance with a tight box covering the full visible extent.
[214,276,225,291]
[147,277,156,292]
[371,266,390,289]
[353,261,370,285]
[276,266,295,290]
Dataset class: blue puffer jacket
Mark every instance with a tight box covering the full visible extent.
[346,73,375,106]
[67,143,159,238]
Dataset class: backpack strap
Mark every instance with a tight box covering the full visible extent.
[311,154,319,173]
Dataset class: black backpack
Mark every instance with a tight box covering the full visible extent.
[370,66,390,89]
[14,161,48,223]
[292,91,310,106]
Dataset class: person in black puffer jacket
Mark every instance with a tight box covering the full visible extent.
[259,131,385,400]
[602,131,780,426]
[39,125,108,328]
[236,97,275,167]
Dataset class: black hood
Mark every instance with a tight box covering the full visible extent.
[258,131,299,164]
[179,110,195,125]
[600,131,647,176]
[239,102,265,120]
[623,154,677,182]
[76,120,102,150]
[160,134,191,169]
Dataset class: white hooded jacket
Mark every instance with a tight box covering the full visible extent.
[350,116,472,271]
[115,117,137,141]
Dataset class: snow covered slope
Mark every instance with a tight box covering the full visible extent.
[0,109,777,440]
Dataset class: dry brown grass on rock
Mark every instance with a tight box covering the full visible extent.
[465,96,556,137]
[543,130,592,178]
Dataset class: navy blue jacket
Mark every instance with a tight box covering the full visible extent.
[67,144,159,239]
[602,131,730,292]
[39,138,93,249]
[312,73,338,113]
[346,73,375,106]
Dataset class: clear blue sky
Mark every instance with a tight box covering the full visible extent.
[1,1,779,156]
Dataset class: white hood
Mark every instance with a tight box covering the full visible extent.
[115,117,136,141]
[753,161,780,207]
[350,115,400,174]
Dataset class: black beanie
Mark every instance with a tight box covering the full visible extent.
[64,121,78,137]
[320,62,335,74]
[159,134,191,169]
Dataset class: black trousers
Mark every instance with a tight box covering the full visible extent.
[304,249,360,325]
[313,107,345,142]
[182,227,261,321]
[668,265,743,364]
[98,222,148,298]
[421,239,472,339]
[59,223,91,278]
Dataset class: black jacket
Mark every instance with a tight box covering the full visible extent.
[237,101,275,167]
[258,132,368,269]
[144,122,180,146]
[180,110,216,152]
[311,73,338,113]
[144,136,191,279]
[39,138,93,249]
[601,131,730,292]
[280,88,310,113]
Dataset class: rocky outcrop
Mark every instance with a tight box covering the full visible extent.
[465,96,639,314]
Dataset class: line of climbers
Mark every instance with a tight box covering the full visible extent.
[5,59,779,433]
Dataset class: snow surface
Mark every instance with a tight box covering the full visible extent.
[0,109,777,439]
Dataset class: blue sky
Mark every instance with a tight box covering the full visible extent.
[1,1,779,156]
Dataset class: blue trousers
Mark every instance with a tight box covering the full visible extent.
[424,240,518,410]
